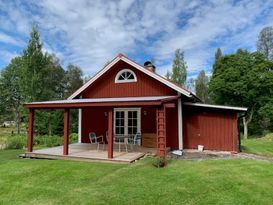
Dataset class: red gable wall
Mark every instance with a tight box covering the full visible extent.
[81,60,177,98]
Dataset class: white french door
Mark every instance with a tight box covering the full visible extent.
[114,108,141,136]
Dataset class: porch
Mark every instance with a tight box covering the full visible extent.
[25,143,157,163]
[23,96,180,163]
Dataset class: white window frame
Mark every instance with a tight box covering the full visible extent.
[113,108,141,136]
[115,69,137,83]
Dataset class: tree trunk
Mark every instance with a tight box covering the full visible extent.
[242,107,254,140]
[243,117,248,139]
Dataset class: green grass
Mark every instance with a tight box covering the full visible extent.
[242,133,273,157]
[0,150,273,205]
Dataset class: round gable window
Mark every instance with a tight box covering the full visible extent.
[115,69,137,83]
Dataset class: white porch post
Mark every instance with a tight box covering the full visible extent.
[178,98,183,150]
[78,108,82,143]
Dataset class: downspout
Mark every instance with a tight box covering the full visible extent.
[237,112,246,152]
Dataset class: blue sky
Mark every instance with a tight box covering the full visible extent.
[0,0,273,79]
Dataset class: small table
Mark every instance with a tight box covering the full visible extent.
[114,135,132,152]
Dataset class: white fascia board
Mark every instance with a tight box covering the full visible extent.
[183,102,248,111]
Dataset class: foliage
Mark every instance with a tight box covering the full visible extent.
[257,26,273,60]
[209,50,273,135]
[5,135,26,149]
[0,57,23,133]
[1,151,273,204]
[64,64,83,98]
[167,49,187,86]
[195,70,209,102]
[153,156,167,168]
[0,25,83,136]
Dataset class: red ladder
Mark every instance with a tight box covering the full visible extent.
[157,108,166,157]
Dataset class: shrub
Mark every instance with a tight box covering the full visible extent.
[5,135,27,149]
[69,133,78,143]
[34,135,63,147]
[153,157,167,168]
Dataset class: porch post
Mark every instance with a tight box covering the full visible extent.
[63,108,70,155]
[27,109,35,152]
[108,109,113,159]
[157,107,166,157]
[78,108,82,143]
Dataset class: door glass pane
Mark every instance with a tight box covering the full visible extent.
[115,111,125,135]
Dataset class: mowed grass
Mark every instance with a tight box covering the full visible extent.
[0,150,273,205]
[242,133,273,157]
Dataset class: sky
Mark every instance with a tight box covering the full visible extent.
[0,0,273,79]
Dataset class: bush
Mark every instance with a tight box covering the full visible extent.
[3,133,79,150]
[5,135,27,149]
[69,133,78,143]
[34,135,63,147]
[153,157,167,168]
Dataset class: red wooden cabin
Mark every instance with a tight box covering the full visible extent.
[24,54,247,160]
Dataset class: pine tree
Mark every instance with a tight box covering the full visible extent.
[215,48,222,61]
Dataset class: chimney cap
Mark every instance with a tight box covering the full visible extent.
[144,61,155,69]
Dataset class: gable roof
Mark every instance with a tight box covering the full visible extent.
[68,54,200,101]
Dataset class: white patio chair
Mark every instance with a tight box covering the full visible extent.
[128,132,141,151]
[89,132,105,151]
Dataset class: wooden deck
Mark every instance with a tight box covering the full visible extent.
[24,143,157,163]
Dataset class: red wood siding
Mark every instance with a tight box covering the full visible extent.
[82,106,158,143]
[82,61,177,98]
[183,106,238,151]
[82,107,109,143]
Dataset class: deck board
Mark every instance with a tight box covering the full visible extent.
[25,143,156,163]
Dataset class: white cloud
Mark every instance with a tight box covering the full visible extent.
[0,50,18,64]
[0,32,25,47]
[0,0,273,78]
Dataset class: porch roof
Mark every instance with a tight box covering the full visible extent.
[23,96,179,109]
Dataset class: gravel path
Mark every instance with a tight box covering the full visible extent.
[169,150,273,162]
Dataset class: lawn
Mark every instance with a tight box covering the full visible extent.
[0,150,273,205]
[241,133,273,157]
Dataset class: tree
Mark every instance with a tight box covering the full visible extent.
[0,57,23,134]
[215,48,222,61]
[195,70,209,102]
[257,26,273,60]
[64,64,83,98]
[185,78,195,93]
[170,49,187,86]
[20,24,52,102]
[209,50,273,139]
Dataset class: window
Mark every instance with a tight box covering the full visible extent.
[115,69,137,83]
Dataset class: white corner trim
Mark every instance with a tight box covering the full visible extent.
[178,98,183,150]
[78,108,82,143]
[114,69,137,83]
[68,55,193,100]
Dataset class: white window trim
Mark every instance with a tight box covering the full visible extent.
[113,108,141,135]
[115,69,137,83]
